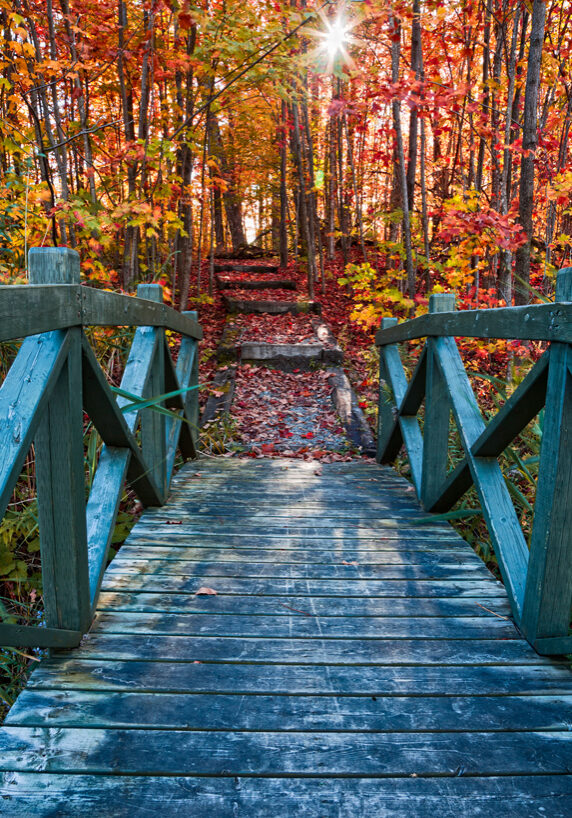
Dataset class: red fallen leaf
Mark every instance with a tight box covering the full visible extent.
[261,443,275,453]
[342,560,359,566]
[195,586,217,596]
[359,401,368,409]
[165,520,184,525]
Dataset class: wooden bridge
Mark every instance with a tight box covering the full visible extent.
[0,249,571,815]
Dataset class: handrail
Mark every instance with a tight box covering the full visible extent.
[0,248,201,649]
[376,268,572,656]
[0,284,202,343]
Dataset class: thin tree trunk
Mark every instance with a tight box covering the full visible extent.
[406,0,421,210]
[514,0,546,304]
[391,17,415,300]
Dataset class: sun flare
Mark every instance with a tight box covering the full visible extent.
[322,16,351,60]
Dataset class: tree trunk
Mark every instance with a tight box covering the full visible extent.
[514,0,546,304]
[391,17,415,300]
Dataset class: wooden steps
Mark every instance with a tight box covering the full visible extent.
[1,458,571,816]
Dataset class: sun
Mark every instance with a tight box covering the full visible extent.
[322,16,352,60]
[306,9,357,73]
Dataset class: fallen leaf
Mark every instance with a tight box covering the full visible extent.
[195,586,217,596]
[342,560,359,566]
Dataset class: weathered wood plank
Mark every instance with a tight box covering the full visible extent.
[29,658,572,696]
[2,774,571,818]
[106,554,496,592]
[0,624,81,649]
[434,335,529,618]
[108,556,493,581]
[0,285,81,342]
[7,690,570,732]
[114,543,480,564]
[375,301,572,346]
[90,611,517,640]
[137,284,167,502]
[0,330,70,520]
[81,287,202,339]
[0,727,570,776]
[522,334,572,648]
[65,633,541,664]
[102,573,505,598]
[81,335,161,504]
[95,590,512,618]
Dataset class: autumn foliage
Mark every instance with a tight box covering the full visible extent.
[0,0,567,319]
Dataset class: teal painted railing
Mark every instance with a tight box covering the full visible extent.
[0,248,202,649]
[376,268,572,656]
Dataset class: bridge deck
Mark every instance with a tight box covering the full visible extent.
[0,458,571,815]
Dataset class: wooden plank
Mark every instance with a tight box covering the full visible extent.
[0,624,81,649]
[86,447,131,608]
[64,634,542,664]
[0,285,81,342]
[108,556,493,581]
[95,591,513,618]
[81,337,162,506]
[534,635,572,655]
[421,295,455,508]
[27,250,90,635]
[434,335,529,619]
[90,611,517,639]
[124,532,468,549]
[472,352,549,456]
[137,284,167,503]
[102,573,505,598]
[33,331,91,633]
[163,330,197,481]
[81,286,202,339]
[522,341,572,647]
[7,690,571,732]
[115,543,478,563]
[374,301,572,346]
[2,774,572,818]
[29,659,572,695]
[377,318,401,463]
[0,284,202,345]
[0,727,570,776]
[0,330,70,520]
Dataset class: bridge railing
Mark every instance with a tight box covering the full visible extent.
[0,248,202,649]
[376,268,572,656]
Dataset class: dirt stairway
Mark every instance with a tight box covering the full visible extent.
[202,260,374,458]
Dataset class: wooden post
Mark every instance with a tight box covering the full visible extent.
[137,283,167,502]
[377,317,398,463]
[521,268,572,652]
[29,248,90,633]
[183,310,200,447]
[421,293,455,509]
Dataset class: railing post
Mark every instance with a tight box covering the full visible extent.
[421,293,456,509]
[521,268,572,652]
[184,310,200,447]
[137,283,167,501]
[377,316,398,463]
[29,247,90,633]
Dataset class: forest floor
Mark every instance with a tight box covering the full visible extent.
[195,252,380,462]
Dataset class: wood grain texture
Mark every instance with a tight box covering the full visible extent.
[2,774,572,818]
[1,458,571,813]
[374,300,572,345]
